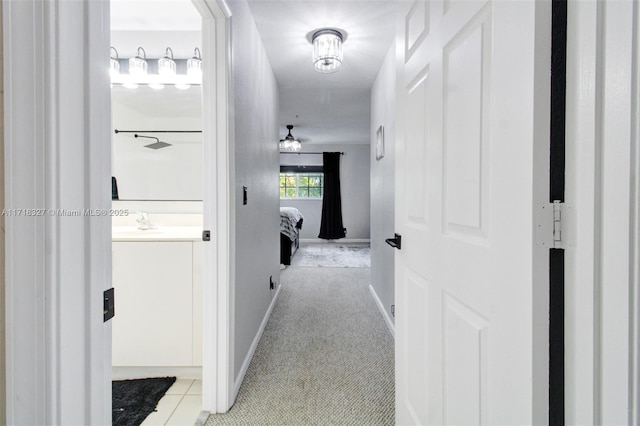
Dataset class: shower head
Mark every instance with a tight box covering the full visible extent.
[145,140,172,150]
[134,134,172,150]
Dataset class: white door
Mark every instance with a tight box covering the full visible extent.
[394,1,551,424]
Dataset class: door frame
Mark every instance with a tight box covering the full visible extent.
[3,0,112,423]
[3,0,234,422]
[564,0,639,423]
[193,0,235,414]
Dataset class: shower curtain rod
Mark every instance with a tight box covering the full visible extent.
[114,129,202,134]
[280,152,344,155]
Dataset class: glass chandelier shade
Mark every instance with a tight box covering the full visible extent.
[279,139,301,151]
[128,47,148,76]
[157,47,176,76]
[312,29,343,74]
[187,48,203,77]
[110,47,120,77]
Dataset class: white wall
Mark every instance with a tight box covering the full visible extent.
[370,44,395,324]
[280,143,371,240]
[227,0,281,384]
[111,87,203,201]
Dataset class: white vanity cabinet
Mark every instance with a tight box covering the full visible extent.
[112,240,203,367]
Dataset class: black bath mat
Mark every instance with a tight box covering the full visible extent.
[112,376,176,426]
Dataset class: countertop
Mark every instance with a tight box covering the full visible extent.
[112,226,203,242]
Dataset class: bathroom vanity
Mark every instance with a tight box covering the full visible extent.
[112,225,203,368]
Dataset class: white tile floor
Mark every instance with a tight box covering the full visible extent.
[141,379,202,426]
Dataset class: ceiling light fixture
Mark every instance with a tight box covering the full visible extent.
[129,47,148,76]
[279,125,302,152]
[187,48,202,77]
[158,47,177,76]
[312,29,344,74]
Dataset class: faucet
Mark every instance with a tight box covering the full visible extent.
[136,211,155,230]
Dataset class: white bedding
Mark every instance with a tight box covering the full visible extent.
[280,207,304,241]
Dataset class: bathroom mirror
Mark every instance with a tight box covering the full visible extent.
[111,84,203,201]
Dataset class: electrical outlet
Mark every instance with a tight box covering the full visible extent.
[269,275,275,290]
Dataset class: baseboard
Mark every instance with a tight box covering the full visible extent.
[300,238,371,244]
[233,283,283,398]
[368,285,395,338]
[194,410,210,426]
[112,366,202,380]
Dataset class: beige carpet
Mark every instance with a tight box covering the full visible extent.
[205,265,394,425]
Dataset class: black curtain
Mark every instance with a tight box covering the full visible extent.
[318,152,346,239]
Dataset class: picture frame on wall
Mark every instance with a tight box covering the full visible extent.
[376,125,385,160]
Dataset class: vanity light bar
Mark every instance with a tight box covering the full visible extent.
[110,56,202,88]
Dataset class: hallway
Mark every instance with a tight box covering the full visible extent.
[206,258,394,425]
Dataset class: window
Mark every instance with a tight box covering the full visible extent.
[280,166,324,199]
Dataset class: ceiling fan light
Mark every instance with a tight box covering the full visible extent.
[312,29,343,74]
[279,125,302,151]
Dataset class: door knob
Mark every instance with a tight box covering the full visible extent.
[385,233,402,250]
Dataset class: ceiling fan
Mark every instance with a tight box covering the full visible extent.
[279,124,303,151]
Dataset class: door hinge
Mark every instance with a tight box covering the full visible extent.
[536,201,573,249]
[552,200,563,247]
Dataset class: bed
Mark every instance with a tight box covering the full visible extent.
[280,207,304,265]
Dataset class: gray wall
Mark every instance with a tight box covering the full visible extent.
[370,44,395,323]
[280,144,371,240]
[228,0,281,382]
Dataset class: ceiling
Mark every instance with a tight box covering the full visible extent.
[110,0,397,146]
[111,0,201,58]
[247,0,397,145]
